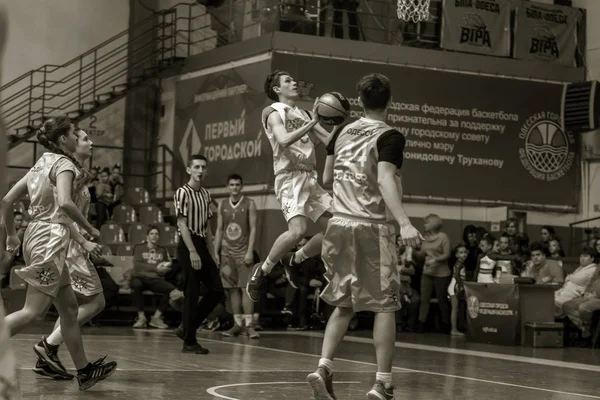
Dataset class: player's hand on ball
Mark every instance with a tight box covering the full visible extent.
[6,234,20,253]
[400,224,423,248]
[83,241,103,258]
[244,251,253,266]
[311,97,320,121]
[190,251,202,270]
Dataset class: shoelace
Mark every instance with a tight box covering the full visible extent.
[91,356,107,368]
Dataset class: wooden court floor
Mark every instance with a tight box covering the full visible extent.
[9,326,600,399]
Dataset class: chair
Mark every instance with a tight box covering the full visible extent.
[128,223,149,245]
[112,204,136,224]
[139,205,163,226]
[127,187,150,205]
[99,223,125,245]
[159,225,178,247]
[117,244,135,256]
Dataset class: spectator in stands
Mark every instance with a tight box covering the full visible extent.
[95,168,114,228]
[131,227,179,329]
[555,247,598,315]
[13,212,22,231]
[448,244,468,337]
[396,238,422,333]
[496,233,517,283]
[448,225,479,281]
[88,167,99,203]
[540,225,556,246]
[418,214,452,333]
[521,242,564,285]
[504,218,529,254]
[562,265,600,338]
[474,235,519,283]
[548,239,566,267]
[594,238,600,256]
[109,164,124,208]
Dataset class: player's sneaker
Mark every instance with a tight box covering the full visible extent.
[33,337,72,379]
[284,252,302,289]
[366,381,394,400]
[221,324,243,337]
[307,366,337,400]
[246,263,266,302]
[246,326,260,339]
[76,356,118,391]
[182,343,209,354]
[32,359,74,380]
[133,315,147,329]
[149,316,168,329]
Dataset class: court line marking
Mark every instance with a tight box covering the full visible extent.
[206,381,361,400]
[199,337,600,399]
[16,368,371,373]
[271,331,600,373]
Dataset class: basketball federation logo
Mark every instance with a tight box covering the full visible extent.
[519,112,575,182]
[467,296,480,319]
[225,222,243,241]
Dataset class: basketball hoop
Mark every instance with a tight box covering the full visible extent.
[397,0,430,23]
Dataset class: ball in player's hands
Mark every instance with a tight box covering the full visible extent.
[316,92,351,125]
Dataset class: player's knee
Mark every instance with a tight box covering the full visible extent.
[21,306,44,324]
[60,302,80,324]
[92,294,106,313]
[288,224,307,242]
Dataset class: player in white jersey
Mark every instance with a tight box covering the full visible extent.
[247,70,335,302]
[0,5,20,398]
[0,117,117,391]
[32,129,108,380]
[306,74,422,400]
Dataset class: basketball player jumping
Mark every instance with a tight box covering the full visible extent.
[307,73,422,400]
[246,70,335,302]
[32,129,109,380]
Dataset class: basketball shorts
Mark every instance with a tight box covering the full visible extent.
[320,216,401,313]
[16,221,71,298]
[0,302,19,400]
[220,253,251,289]
[274,170,332,223]
[66,240,104,298]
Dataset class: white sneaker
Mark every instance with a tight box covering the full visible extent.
[149,316,168,329]
[133,315,147,329]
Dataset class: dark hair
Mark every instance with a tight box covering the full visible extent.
[506,217,519,228]
[36,116,81,168]
[454,244,468,253]
[580,246,599,262]
[541,225,555,237]
[529,241,550,257]
[188,154,208,166]
[147,226,160,235]
[499,232,511,240]
[13,211,22,217]
[264,70,290,102]
[356,73,391,111]
[227,174,243,185]
[480,235,495,247]
[100,168,110,175]
[112,164,121,172]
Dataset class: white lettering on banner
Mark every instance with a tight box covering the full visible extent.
[406,140,432,149]
[194,84,248,103]
[457,154,504,168]
[404,152,456,165]
[388,114,448,127]
[432,142,454,153]
[408,128,461,142]
[482,326,498,333]
[205,110,246,140]
[205,139,262,162]
[460,121,505,133]
[472,109,519,122]
[461,132,490,144]
[421,104,470,117]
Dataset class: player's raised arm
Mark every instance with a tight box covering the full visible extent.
[268,110,318,148]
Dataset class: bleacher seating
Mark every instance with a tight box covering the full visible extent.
[126,187,150,206]
[128,223,148,246]
[113,204,136,224]
[100,223,126,254]
[140,205,163,226]
[117,244,135,256]
[159,225,178,256]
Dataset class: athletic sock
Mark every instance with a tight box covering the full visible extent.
[44,337,60,351]
[243,314,253,327]
[233,314,243,327]
[261,257,276,274]
[318,358,334,374]
[376,372,392,388]
[294,248,309,264]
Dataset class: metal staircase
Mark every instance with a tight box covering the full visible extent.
[0,2,203,149]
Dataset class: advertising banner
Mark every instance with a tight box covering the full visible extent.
[174,58,273,188]
[514,1,581,66]
[272,53,579,208]
[464,283,519,345]
[441,0,511,57]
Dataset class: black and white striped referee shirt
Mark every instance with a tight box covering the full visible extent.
[174,184,212,237]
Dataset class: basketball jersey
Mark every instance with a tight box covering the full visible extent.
[221,196,252,256]
[262,102,316,175]
[71,170,92,234]
[477,255,497,283]
[332,117,398,221]
[27,153,78,225]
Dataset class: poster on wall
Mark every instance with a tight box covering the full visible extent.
[272,53,579,209]
[513,1,582,66]
[174,58,273,188]
[441,0,511,57]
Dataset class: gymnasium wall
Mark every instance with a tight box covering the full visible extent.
[1,0,130,184]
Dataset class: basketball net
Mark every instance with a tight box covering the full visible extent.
[397,0,430,23]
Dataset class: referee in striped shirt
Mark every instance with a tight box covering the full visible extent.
[174,154,224,354]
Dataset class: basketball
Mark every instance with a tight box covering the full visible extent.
[316,92,351,125]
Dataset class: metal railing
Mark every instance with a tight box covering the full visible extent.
[569,216,600,254]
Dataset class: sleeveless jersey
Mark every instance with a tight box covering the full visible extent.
[262,102,316,174]
[221,196,252,256]
[477,255,497,283]
[332,117,399,221]
[27,153,78,225]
